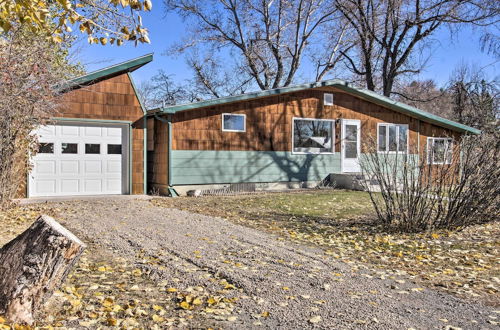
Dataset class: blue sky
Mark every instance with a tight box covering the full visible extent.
[73,6,498,89]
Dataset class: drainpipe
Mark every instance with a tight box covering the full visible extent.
[154,114,179,197]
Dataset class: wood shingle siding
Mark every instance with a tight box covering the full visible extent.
[18,73,146,197]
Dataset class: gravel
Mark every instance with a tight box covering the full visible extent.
[53,197,496,329]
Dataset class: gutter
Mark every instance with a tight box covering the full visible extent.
[154,114,179,197]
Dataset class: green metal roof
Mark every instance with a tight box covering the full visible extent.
[152,79,480,134]
[61,53,153,91]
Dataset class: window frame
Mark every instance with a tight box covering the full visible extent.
[323,93,334,106]
[292,117,336,155]
[427,137,453,165]
[377,123,409,154]
[221,113,246,132]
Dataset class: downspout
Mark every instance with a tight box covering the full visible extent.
[154,114,179,197]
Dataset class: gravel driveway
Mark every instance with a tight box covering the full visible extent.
[53,197,495,329]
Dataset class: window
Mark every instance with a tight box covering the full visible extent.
[324,93,334,106]
[427,138,453,164]
[107,144,122,155]
[61,143,78,154]
[85,144,100,154]
[38,143,54,154]
[222,114,246,132]
[377,123,408,153]
[293,118,334,154]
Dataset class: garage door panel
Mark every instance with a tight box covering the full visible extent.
[61,179,79,193]
[35,180,56,194]
[61,126,80,136]
[84,127,103,136]
[34,161,56,175]
[29,123,127,197]
[61,161,79,174]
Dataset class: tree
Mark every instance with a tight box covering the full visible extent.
[335,0,499,96]
[0,0,152,45]
[447,63,499,131]
[0,29,79,206]
[392,80,453,119]
[165,0,348,95]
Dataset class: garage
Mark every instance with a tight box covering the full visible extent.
[29,122,129,197]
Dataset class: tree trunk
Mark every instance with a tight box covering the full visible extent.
[0,215,86,325]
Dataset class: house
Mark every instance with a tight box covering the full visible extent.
[18,54,153,198]
[147,80,479,196]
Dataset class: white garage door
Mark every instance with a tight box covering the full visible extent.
[29,123,129,197]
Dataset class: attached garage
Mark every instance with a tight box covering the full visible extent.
[19,54,152,198]
[29,123,130,197]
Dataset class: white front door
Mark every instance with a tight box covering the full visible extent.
[29,122,129,197]
[341,119,361,173]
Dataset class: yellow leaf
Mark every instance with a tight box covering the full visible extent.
[166,287,177,293]
[431,233,440,239]
[132,268,142,276]
[107,318,117,326]
[102,297,114,307]
[152,314,164,322]
[261,311,270,318]
[207,297,218,305]
[282,286,290,291]
[193,297,203,305]
[97,266,106,272]
[179,301,191,310]
[153,304,163,311]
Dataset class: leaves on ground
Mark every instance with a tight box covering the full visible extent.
[152,191,499,306]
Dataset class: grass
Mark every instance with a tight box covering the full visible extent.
[153,189,499,307]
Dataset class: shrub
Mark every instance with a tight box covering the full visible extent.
[360,134,500,232]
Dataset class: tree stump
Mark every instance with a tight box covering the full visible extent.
[0,215,86,324]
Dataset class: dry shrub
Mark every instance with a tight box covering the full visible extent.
[360,134,500,232]
[0,29,75,207]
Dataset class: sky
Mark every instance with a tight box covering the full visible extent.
[73,5,499,90]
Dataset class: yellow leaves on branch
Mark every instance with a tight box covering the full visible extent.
[0,0,152,45]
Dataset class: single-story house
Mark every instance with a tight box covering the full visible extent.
[147,79,480,196]
[18,54,153,198]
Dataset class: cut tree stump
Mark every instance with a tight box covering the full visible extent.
[0,215,86,324]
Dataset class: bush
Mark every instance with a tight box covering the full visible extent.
[360,134,500,232]
[0,29,76,207]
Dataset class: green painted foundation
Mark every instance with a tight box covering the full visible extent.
[171,150,341,185]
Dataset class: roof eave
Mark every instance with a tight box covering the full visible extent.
[61,53,153,91]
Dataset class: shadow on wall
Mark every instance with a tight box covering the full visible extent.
[171,91,340,186]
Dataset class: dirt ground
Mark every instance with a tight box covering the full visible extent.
[2,197,496,329]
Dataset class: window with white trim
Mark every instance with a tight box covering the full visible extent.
[293,118,334,154]
[427,138,453,164]
[377,123,408,153]
[324,93,334,106]
[222,113,246,132]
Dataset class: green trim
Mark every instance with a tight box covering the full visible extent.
[153,79,479,135]
[127,72,148,194]
[61,53,153,91]
[51,117,133,124]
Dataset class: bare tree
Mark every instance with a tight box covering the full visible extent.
[0,29,76,206]
[447,63,499,131]
[165,0,345,94]
[392,80,453,118]
[336,0,499,96]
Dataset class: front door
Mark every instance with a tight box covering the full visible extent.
[341,119,361,173]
